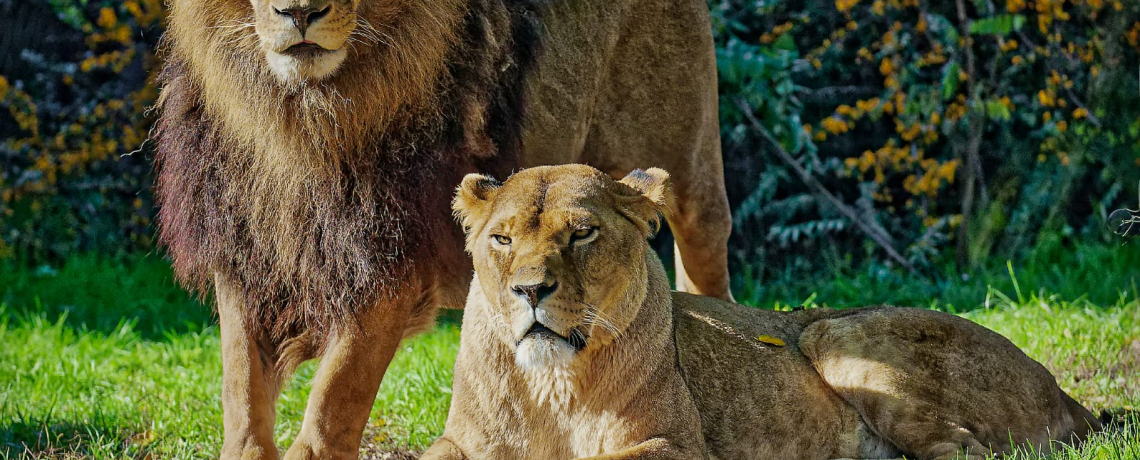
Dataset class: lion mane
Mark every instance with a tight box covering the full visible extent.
[153,0,540,342]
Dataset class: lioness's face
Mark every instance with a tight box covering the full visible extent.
[453,165,672,370]
[249,0,359,82]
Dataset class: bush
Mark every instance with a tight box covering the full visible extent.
[2,0,1137,280]
[0,0,162,263]
[713,0,1140,276]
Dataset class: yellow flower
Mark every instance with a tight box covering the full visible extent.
[856,98,880,112]
[125,0,144,19]
[880,57,895,75]
[822,117,849,135]
[97,7,117,29]
[836,0,860,13]
[901,124,922,142]
[1056,120,1068,132]
[1073,108,1088,119]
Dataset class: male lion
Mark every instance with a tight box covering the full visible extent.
[424,164,1102,460]
[152,0,731,458]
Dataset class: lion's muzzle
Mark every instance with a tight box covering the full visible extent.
[255,0,354,82]
[272,2,331,37]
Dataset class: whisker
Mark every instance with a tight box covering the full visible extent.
[579,302,621,338]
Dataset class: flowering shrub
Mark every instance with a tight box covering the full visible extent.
[714,0,1140,272]
[0,0,162,262]
[2,0,1138,276]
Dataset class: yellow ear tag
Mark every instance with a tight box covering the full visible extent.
[757,335,786,347]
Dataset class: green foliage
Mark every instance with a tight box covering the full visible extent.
[0,0,162,263]
[968,14,1027,35]
[712,0,1140,277]
[2,0,1139,284]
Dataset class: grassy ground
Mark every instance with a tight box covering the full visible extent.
[1,251,1138,459]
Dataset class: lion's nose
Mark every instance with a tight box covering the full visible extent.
[274,4,331,36]
[512,281,558,308]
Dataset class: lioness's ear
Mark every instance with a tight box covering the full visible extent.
[617,168,675,237]
[453,173,502,236]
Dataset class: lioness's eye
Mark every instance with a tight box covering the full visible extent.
[570,227,597,244]
[492,234,511,245]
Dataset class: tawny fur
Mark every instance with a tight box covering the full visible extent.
[155,0,538,341]
[425,165,1102,460]
[153,0,733,457]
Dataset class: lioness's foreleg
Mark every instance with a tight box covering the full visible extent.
[217,275,283,460]
[573,438,706,460]
[420,436,469,460]
[282,299,409,460]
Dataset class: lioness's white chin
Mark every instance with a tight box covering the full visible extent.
[265,48,348,84]
[515,335,577,370]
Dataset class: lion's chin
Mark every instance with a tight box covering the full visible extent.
[265,48,348,84]
[515,334,577,370]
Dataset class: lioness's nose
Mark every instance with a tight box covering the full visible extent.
[274,4,331,36]
[512,281,558,308]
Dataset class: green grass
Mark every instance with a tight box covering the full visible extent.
[0,306,459,458]
[732,240,1140,312]
[1,251,1138,459]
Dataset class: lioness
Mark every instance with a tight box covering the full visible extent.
[424,164,1101,460]
[154,0,731,457]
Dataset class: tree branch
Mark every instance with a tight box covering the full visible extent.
[733,98,918,274]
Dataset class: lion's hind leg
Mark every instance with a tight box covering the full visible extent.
[799,307,1086,460]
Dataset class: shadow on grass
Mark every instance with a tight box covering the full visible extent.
[0,416,156,460]
[0,254,213,341]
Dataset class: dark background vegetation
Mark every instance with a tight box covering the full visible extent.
[2,0,1139,311]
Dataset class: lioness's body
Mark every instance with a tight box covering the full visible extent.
[427,165,1100,460]
[155,0,730,457]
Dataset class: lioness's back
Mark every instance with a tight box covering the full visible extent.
[672,294,870,459]
[672,295,1101,459]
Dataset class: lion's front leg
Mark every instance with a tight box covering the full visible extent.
[283,299,410,460]
[217,275,283,460]
[574,438,708,460]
